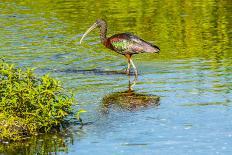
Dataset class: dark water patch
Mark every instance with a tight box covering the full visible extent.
[182,102,230,107]
[53,68,137,76]
[121,143,149,146]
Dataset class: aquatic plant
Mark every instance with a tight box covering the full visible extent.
[0,59,75,141]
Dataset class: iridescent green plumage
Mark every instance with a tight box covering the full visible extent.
[111,40,130,51]
[108,33,159,55]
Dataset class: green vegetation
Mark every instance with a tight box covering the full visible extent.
[0,59,76,141]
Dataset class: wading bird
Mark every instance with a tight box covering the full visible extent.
[80,19,160,77]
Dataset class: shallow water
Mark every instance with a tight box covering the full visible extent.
[0,0,232,154]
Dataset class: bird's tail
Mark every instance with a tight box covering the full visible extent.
[142,41,160,53]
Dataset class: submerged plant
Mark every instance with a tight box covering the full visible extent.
[75,109,87,126]
[0,59,77,141]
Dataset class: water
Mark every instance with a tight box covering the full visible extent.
[0,0,232,154]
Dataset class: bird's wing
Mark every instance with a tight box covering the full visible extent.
[109,33,144,54]
[128,35,146,53]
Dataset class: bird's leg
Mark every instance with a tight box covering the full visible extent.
[124,54,131,75]
[126,59,131,75]
[128,74,137,91]
[129,58,138,78]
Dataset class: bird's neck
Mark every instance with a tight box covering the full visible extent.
[99,22,107,44]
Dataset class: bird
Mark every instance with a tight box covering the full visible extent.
[80,19,160,77]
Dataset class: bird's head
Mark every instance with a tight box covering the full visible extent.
[80,19,106,44]
[96,19,106,27]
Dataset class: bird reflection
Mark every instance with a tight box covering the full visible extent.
[102,76,160,113]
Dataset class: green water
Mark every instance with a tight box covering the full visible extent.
[0,0,232,154]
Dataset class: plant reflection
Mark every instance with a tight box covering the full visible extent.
[0,131,74,154]
[102,76,160,113]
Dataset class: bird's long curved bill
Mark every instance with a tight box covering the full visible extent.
[79,22,98,44]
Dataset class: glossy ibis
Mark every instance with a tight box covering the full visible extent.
[80,19,160,77]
